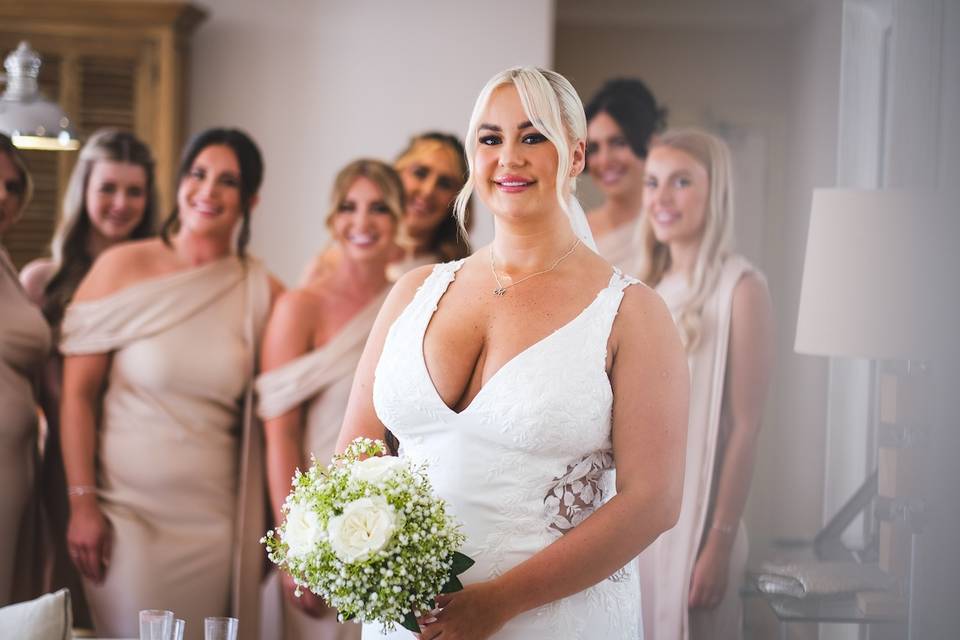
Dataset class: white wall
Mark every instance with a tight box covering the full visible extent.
[187,0,554,284]
[769,0,842,542]
[939,0,960,191]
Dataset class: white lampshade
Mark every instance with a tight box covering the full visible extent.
[0,42,79,151]
[795,189,958,361]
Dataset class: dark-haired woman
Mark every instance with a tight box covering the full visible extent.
[19,128,157,625]
[584,78,666,272]
[59,128,283,639]
[0,134,51,606]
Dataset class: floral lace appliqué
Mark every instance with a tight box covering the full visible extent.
[545,450,614,533]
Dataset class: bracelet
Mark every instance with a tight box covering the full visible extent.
[67,485,98,497]
[711,521,737,536]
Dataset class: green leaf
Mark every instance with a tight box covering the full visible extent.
[400,610,420,633]
[441,574,464,593]
[451,551,475,575]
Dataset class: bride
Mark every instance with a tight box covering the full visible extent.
[336,67,688,639]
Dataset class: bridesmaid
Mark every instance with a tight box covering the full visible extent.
[59,128,283,640]
[584,78,666,272]
[0,133,51,605]
[635,129,774,640]
[19,128,157,626]
[21,128,158,326]
[300,132,472,284]
[388,131,472,277]
[258,159,402,640]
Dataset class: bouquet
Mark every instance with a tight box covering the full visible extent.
[262,437,473,633]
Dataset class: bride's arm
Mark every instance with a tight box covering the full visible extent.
[424,283,689,640]
[335,265,435,453]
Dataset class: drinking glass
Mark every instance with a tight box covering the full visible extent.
[172,618,186,640]
[139,609,174,640]
[204,616,239,640]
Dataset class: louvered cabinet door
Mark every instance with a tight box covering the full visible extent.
[79,54,139,132]
[67,51,145,218]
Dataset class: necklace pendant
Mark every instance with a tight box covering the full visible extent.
[494,287,507,296]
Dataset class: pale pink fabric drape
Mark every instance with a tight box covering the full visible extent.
[638,255,757,640]
[61,257,270,640]
[256,287,388,640]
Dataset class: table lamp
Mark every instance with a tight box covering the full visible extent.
[795,188,957,622]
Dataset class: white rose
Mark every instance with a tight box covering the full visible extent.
[350,456,405,485]
[327,496,398,563]
[283,500,325,558]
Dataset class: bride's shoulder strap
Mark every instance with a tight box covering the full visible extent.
[430,257,466,278]
[413,258,465,300]
[610,267,642,292]
[596,268,649,335]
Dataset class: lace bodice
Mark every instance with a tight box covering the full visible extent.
[367,260,642,639]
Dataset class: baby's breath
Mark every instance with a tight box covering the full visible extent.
[263,438,467,631]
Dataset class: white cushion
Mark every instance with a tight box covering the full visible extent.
[0,588,72,640]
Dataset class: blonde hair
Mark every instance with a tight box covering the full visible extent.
[453,67,586,226]
[326,158,404,229]
[637,128,735,351]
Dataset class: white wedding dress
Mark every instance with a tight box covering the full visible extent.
[363,259,642,639]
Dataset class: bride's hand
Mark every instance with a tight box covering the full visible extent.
[417,582,514,640]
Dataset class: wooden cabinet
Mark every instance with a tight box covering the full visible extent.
[0,1,206,268]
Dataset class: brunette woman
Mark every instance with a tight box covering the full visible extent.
[60,128,283,639]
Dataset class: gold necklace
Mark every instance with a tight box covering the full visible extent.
[490,238,581,296]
